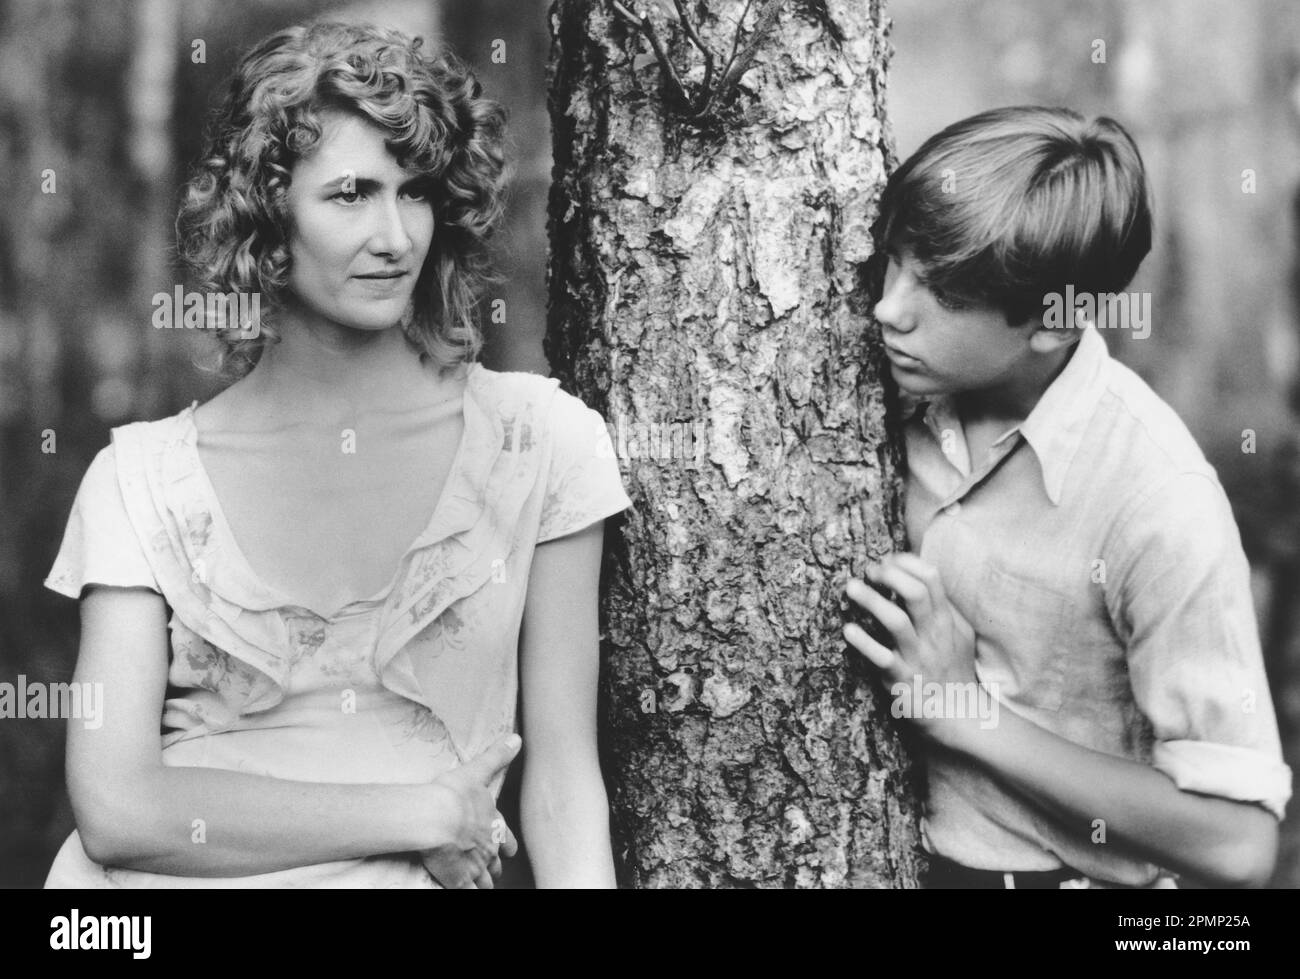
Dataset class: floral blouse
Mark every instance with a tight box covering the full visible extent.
[43,363,631,888]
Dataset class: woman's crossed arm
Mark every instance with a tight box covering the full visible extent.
[68,586,517,884]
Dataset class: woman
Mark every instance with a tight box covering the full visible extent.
[43,21,630,888]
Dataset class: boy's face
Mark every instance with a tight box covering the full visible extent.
[873,249,1040,399]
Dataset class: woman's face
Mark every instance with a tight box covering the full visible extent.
[284,109,435,334]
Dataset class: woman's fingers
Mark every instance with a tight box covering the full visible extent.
[464,849,490,888]
[460,734,523,789]
[491,815,519,859]
[426,854,479,889]
[422,838,499,889]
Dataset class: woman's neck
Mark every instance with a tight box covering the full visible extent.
[239,307,459,427]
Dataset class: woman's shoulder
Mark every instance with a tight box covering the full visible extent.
[469,362,559,400]
[44,412,189,600]
[111,401,200,444]
[69,403,197,491]
[466,365,629,543]
[72,441,128,503]
[468,363,607,430]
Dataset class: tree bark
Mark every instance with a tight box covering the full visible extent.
[546,0,921,887]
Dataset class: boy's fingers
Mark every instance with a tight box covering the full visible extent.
[845,578,917,649]
[843,622,899,675]
[888,553,949,611]
[949,603,976,643]
[867,561,934,625]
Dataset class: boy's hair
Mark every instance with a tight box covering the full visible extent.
[872,106,1152,325]
[177,21,506,379]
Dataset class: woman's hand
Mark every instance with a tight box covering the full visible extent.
[420,734,522,889]
[842,552,979,738]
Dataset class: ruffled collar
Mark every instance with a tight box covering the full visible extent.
[168,361,500,621]
[111,361,560,759]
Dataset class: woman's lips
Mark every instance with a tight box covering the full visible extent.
[353,271,409,289]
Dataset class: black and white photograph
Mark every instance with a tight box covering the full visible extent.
[1,0,1298,947]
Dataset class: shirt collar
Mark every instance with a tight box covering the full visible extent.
[900,325,1111,505]
[1017,325,1110,505]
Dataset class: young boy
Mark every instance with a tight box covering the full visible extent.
[843,106,1291,888]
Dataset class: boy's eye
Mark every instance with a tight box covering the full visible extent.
[929,285,968,311]
[332,189,363,205]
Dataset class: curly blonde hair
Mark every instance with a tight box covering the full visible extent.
[177,21,506,378]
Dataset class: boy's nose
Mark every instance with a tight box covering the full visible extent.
[873,277,911,334]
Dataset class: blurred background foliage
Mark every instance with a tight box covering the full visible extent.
[1,0,1297,886]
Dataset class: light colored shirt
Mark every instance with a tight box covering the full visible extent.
[903,325,1292,885]
[43,363,631,887]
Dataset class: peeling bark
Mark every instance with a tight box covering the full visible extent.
[546,0,921,888]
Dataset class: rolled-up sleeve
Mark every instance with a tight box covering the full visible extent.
[1109,470,1291,819]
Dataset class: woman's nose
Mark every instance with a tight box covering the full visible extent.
[369,198,413,260]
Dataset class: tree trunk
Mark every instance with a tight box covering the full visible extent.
[546,0,921,887]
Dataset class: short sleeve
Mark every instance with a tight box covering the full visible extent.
[1109,471,1291,819]
[536,392,632,543]
[45,445,161,599]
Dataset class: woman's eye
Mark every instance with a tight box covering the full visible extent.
[330,184,433,206]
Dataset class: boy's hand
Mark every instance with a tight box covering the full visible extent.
[842,553,978,704]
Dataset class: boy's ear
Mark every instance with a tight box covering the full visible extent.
[1027,324,1080,355]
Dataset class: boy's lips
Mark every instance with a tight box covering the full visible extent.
[885,344,923,366]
